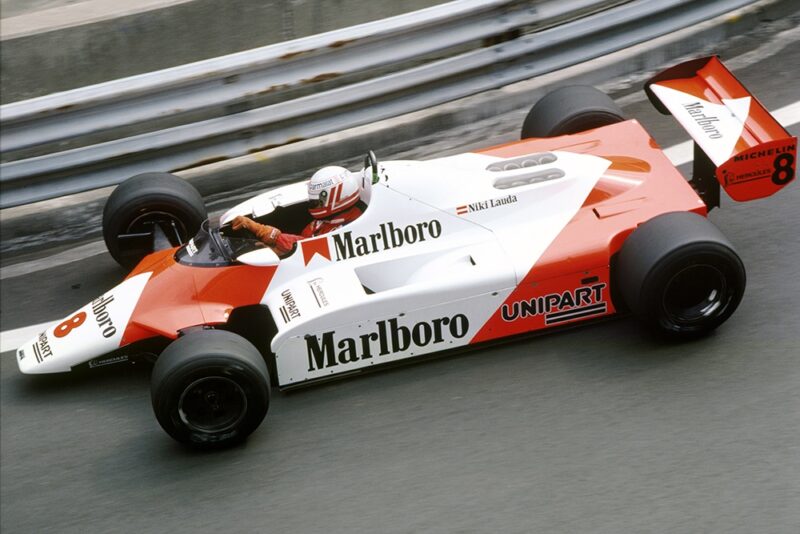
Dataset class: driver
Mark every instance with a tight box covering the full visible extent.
[231,166,365,256]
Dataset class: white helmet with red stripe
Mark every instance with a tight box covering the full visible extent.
[307,166,360,219]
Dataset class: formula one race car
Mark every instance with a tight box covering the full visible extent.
[15,56,796,449]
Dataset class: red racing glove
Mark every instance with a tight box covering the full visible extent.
[232,215,281,246]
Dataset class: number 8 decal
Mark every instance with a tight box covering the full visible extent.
[772,153,795,185]
[54,312,87,338]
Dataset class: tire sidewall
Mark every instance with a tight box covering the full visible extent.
[640,242,745,335]
[151,331,270,449]
[521,85,625,139]
[102,173,206,268]
[549,110,626,137]
[104,196,202,262]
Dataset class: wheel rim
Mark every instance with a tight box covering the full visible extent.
[178,376,248,434]
[661,263,730,326]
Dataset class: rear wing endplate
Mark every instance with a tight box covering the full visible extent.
[645,56,796,204]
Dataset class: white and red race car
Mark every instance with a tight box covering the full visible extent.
[15,57,796,448]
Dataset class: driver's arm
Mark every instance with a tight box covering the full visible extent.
[232,215,302,256]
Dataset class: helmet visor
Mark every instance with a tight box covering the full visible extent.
[309,189,329,210]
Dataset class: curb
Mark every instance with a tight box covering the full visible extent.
[1,0,796,259]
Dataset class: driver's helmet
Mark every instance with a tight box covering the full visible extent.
[307,166,360,219]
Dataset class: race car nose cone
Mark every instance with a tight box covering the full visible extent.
[15,272,153,375]
[16,328,69,374]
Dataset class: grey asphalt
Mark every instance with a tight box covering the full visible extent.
[2,27,800,534]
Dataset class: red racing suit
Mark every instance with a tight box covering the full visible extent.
[273,204,364,256]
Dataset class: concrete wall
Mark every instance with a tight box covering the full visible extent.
[0,0,443,103]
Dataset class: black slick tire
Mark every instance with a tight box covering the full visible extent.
[521,85,625,139]
[151,330,270,449]
[102,172,207,269]
[615,212,746,337]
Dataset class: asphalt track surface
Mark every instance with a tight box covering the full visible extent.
[2,25,800,534]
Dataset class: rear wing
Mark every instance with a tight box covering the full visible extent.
[645,56,796,205]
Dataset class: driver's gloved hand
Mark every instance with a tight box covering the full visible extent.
[232,215,281,246]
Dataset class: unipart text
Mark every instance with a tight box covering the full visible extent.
[502,283,607,325]
[279,289,301,323]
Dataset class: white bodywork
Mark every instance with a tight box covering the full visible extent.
[223,150,610,385]
[16,150,609,381]
[16,273,151,374]
[649,84,750,166]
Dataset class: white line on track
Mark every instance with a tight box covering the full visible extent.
[0,240,109,280]
[1,321,55,353]
[1,101,799,353]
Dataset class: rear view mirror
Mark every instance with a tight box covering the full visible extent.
[364,150,379,184]
[237,247,280,267]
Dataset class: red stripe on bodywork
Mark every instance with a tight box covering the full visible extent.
[648,56,796,201]
[121,250,276,344]
[470,120,706,343]
[302,236,332,265]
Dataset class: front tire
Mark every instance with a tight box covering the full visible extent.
[151,330,270,449]
[615,212,746,337]
[521,85,625,139]
[102,172,207,269]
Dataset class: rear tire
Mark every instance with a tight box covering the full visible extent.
[615,212,746,337]
[521,85,625,139]
[151,330,270,449]
[103,173,206,269]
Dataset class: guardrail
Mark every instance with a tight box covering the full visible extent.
[0,0,757,208]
